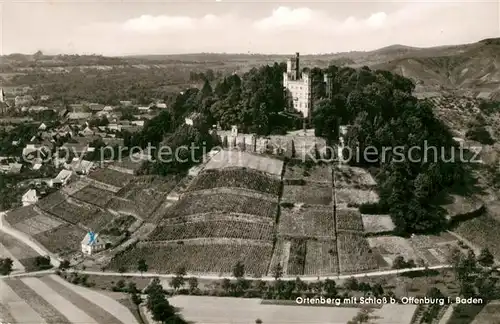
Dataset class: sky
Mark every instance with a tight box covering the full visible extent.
[1,0,499,55]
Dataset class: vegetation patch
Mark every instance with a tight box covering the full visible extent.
[187,168,281,196]
[281,183,332,205]
[147,220,274,242]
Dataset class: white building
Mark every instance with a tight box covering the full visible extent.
[81,231,106,255]
[51,169,74,187]
[283,52,312,118]
[22,189,38,206]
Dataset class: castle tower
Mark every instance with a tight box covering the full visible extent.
[295,52,300,80]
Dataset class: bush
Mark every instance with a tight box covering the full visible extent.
[359,203,388,214]
[465,126,494,145]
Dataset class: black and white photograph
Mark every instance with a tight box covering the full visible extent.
[0,1,499,323]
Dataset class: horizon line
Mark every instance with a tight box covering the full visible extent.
[2,37,497,58]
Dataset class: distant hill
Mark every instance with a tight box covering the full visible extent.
[370,38,500,98]
[2,38,499,99]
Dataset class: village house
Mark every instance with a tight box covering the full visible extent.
[40,95,50,101]
[14,95,34,107]
[22,189,39,206]
[89,103,104,112]
[66,158,94,174]
[68,112,92,122]
[119,100,132,106]
[50,169,75,187]
[81,231,106,255]
[185,112,201,126]
[38,123,47,131]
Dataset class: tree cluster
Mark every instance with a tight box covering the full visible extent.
[313,66,468,234]
[0,257,13,275]
[145,278,187,324]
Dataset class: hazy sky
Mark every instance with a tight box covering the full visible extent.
[1,0,499,55]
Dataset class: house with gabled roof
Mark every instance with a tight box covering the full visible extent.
[81,231,106,255]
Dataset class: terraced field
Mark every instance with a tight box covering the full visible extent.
[187,168,281,196]
[164,191,278,220]
[337,232,379,274]
[34,224,87,255]
[278,205,335,238]
[281,183,332,205]
[108,240,273,276]
[336,208,364,232]
[148,220,274,242]
[304,240,339,275]
[71,185,115,208]
[204,149,284,177]
[87,168,135,191]
[0,275,139,324]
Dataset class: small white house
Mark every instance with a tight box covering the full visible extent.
[22,189,38,206]
[81,231,106,255]
[50,169,74,187]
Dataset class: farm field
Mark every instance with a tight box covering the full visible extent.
[283,162,332,183]
[34,223,87,255]
[362,214,395,234]
[4,205,40,225]
[147,220,274,241]
[452,214,500,259]
[71,185,115,208]
[0,231,40,272]
[335,188,379,206]
[470,300,500,324]
[304,239,339,275]
[336,208,364,232]
[0,275,139,324]
[87,168,135,190]
[169,295,417,324]
[367,233,458,267]
[334,165,377,188]
[164,191,278,220]
[47,199,104,226]
[337,232,379,274]
[267,239,291,275]
[187,168,281,196]
[281,183,332,205]
[204,149,284,177]
[287,239,307,275]
[108,240,273,276]
[278,205,335,238]
[13,214,63,236]
[36,191,67,211]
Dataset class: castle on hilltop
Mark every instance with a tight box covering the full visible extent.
[283,53,313,119]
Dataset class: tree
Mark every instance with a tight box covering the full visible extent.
[272,263,283,281]
[188,277,198,294]
[221,278,232,294]
[127,282,138,294]
[0,258,13,275]
[392,256,407,269]
[33,256,52,270]
[170,276,185,292]
[138,259,148,275]
[344,277,359,291]
[233,261,245,279]
[347,307,378,324]
[131,292,142,306]
[59,260,71,270]
[255,319,263,324]
[324,279,337,297]
[478,248,494,267]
